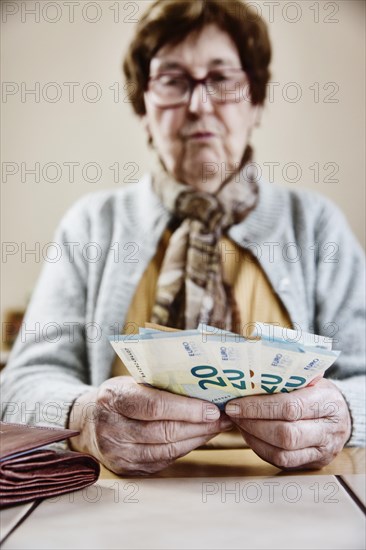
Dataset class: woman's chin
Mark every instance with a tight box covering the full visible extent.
[184,150,222,171]
[177,148,225,191]
[181,165,222,193]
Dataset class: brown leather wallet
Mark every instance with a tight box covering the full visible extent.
[0,422,100,507]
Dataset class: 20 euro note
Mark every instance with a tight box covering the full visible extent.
[108,334,152,383]
[259,337,341,394]
[108,324,341,407]
[200,333,259,397]
[109,330,245,409]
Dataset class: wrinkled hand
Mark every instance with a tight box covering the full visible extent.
[69,376,230,475]
[224,378,352,470]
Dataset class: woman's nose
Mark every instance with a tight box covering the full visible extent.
[187,83,214,115]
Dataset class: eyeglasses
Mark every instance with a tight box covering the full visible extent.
[147,68,249,108]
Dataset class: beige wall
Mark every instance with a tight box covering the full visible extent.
[1,0,365,320]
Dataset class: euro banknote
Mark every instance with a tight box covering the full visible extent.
[108,324,340,408]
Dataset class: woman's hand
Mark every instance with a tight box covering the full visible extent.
[68,376,231,475]
[224,378,352,470]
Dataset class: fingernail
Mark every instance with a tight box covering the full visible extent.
[202,403,220,421]
[226,403,240,416]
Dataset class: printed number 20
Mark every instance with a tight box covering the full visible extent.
[191,365,246,391]
[191,365,226,390]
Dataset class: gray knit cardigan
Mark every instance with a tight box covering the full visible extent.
[1,175,365,446]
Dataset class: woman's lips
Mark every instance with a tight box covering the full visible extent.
[187,132,215,140]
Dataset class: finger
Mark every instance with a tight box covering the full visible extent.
[112,433,221,474]
[307,375,323,386]
[100,378,221,423]
[240,429,327,470]
[133,433,222,464]
[234,418,336,451]
[122,416,233,444]
[225,379,345,421]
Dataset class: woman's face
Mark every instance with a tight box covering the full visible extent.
[143,24,261,193]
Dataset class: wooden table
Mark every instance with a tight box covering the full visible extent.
[99,447,366,479]
[2,448,365,550]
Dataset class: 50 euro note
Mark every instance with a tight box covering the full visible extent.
[108,324,341,408]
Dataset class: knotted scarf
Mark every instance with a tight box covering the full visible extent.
[150,158,259,331]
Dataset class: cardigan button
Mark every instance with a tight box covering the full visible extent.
[278,277,290,292]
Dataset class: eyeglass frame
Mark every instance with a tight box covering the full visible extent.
[146,68,250,108]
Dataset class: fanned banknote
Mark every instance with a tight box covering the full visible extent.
[108,323,340,408]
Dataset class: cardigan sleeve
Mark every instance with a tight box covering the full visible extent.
[0,197,95,431]
[314,199,365,446]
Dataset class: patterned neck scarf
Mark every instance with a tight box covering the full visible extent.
[150,156,258,331]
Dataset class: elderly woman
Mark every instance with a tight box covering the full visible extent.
[2,0,365,475]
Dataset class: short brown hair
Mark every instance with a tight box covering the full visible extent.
[123,0,272,116]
